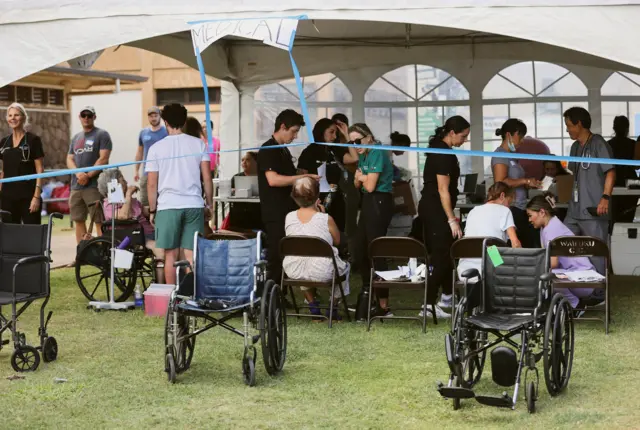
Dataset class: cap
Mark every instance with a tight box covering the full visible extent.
[147,106,161,115]
[81,106,96,115]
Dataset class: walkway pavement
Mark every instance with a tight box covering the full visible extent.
[51,230,77,269]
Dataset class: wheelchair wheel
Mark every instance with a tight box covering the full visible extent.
[452,298,486,388]
[260,280,276,375]
[166,353,176,384]
[164,304,196,375]
[526,381,536,413]
[242,347,257,387]
[543,294,574,396]
[260,280,287,376]
[42,336,58,363]
[75,238,137,302]
[11,345,40,372]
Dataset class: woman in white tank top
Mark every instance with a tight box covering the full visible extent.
[282,177,350,320]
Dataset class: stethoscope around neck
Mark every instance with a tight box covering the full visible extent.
[1,134,30,162]
[579,134,593,170]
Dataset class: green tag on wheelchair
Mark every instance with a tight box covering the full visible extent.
[487,245,504,267]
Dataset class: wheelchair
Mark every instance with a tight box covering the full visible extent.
[76,217,161,303]
[437,241,574,413]
[0,212,62,371]
[164,232,287,386]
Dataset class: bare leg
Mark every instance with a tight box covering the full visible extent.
[379,298,388,310]
[74,221,87,244]
[95,223,103,237]
[164,248,179,285]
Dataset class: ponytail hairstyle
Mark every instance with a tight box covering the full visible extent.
[495,118,527,139]
[486,181,515,203]
[429,115,470,146]
[613,115,630,138]
[390,131,411,155]
[526,192,557,217]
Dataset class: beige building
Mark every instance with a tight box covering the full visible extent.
[80,46,222,135]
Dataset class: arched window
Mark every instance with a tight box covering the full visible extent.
[482,61,588,171]
[364,64,470,175]
[254,73,352,151]
[601,72,640,139]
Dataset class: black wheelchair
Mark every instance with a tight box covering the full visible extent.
[164,232,287,386]
[76,215,161,303]
[437,241,574,413]
[0,212,62,371]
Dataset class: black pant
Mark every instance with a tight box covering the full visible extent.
[511,206,540,248]
[419,199,453,303]
[358,192,394,299]
[264,219,286,287]
[1,197,41,224]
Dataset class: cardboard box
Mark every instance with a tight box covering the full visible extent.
[392,181,417,216]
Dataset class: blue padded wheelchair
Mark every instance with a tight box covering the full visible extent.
[0,212,62,371]
[164,232,287,386]
[437,241,574,413]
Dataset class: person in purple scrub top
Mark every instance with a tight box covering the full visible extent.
[526,193,605,311]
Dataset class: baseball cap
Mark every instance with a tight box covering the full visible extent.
[80,106,96,115]
[147,106,161,115]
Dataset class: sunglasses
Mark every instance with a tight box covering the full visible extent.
[348,138,363,145]
[80,112,94,119]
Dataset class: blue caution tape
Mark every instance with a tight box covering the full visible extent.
[195,47,213,155]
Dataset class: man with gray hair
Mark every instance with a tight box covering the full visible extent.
[134,106,167,207]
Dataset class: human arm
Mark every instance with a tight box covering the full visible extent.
[342,147,359,165]
[265,171,318,187]
[328,215,340,246]
[201,159,213,208]
[146,171,158,224]
[507,227,521,248]
[134,145,144,182]
[597,169,616,215]
[29,157,45,212]
[549,256,560,269]
[492,162,540,188]
[115,186,138,220]
[360,172,380,193]
[436,174,462,239]
[67,151,89,186]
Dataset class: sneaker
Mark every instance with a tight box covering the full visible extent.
[374,307,394,318]
[308,300,324,322]
[574,300,605,318]
[325,308,343,321]
[419,305,451,319]
[437,294,453,310]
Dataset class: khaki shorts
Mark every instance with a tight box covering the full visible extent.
[69,187,104,223]
[139,174,149,207]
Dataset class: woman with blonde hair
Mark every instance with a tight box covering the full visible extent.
[0,103,45,224]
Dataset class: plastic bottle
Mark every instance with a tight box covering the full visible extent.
[117,236,131,249]
[134,284,143,308]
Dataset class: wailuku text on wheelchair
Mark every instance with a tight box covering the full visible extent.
[437,241,575,413]
[164,231,287,386]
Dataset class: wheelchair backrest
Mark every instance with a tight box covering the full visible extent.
[0,223,48,295]
[102,220,146,248]
[482,246,547,314]
[194,235,258,304]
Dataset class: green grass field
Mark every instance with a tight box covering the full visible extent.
[1,269,640,429]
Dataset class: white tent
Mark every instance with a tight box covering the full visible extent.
[3,0,640,174]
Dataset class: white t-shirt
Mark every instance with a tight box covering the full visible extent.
[145,133,209,210]
[457,203,515,280]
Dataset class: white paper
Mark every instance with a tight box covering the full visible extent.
[317,162,330,193]
[375,270,406,281]
[558,270,605,282]
[541,176,554,191]
[107,179,125,203]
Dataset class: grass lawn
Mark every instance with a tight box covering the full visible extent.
[2,269,640,429]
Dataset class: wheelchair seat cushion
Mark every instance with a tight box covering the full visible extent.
[176,297,261,314]
[194,237,257,306]
[0,292,32,305]
[467,313,535,332]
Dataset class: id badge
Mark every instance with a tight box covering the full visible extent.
[573,187,579,203]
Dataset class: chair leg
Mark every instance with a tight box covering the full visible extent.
[422,285,428,334]
[605,284,610,335]
[366,284,373,332]
[431,304,438,325]
[288,286,300,318]
[338,282,351,322]
[329,284,335,329]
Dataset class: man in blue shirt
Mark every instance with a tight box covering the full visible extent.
[134,106,168,206]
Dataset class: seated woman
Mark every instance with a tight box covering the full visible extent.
[97,168,165,283]
[526,193,604,310]
[456,182,521,306]
[228,152,263,231]
[282,176,350,321]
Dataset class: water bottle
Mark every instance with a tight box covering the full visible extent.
[409,258,418,282]
[323,185,337,211]
[134,284,143,308]
[117,236,131,249]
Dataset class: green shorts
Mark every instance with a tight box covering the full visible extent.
[155,208,204,250]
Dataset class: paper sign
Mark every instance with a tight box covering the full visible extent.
[317,162,330,193]
[487,245,504,267]
[190,18,299,55]
[107,179,125,204]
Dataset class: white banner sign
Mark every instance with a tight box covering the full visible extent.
[190,18,299,55]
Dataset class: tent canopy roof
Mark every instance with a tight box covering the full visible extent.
[2,1,640,87]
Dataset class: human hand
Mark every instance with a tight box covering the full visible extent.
[336,121,348,139]
[526,178,542,189]
[448,218,462,239]
[134,173,140,182]
[315,199,326,213]
[354,169,363,182]
[306,174,320,181]
[29,197,40,213]
[126,185,138,196]
[76,172,89,186]
[597,198,609,216]
[204,206,212,220]
[150,213,156,226]
[81,233,93,241]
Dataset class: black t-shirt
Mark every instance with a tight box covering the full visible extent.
[297,143,346,185]
[0,132,45,199]
[257,137,298,222]
[421,138,460,205]
[608,136,637,186]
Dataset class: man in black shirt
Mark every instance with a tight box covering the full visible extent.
[258,109,319,285]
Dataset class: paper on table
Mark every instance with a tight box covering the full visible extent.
[558,270,605,282]
[541,176,554,191]
[317,162,330,193]
[375,270,406,281]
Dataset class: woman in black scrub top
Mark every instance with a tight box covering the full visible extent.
[0,103,45,224]
[418,115,470,319]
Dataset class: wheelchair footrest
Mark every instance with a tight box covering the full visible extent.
[475,393,513,408]
[438,386,475,399]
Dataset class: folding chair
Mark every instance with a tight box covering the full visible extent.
[280,236,350,328]
[367,237,432,332]
[548,235,610,334]
[450,237,507,331]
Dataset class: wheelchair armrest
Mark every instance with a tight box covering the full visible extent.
[460,268,480,280]
[51,212,63,220]
[254,260,267,268]
[16,255,49,267]
[540,272,555,282]
[173,260,191,269]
